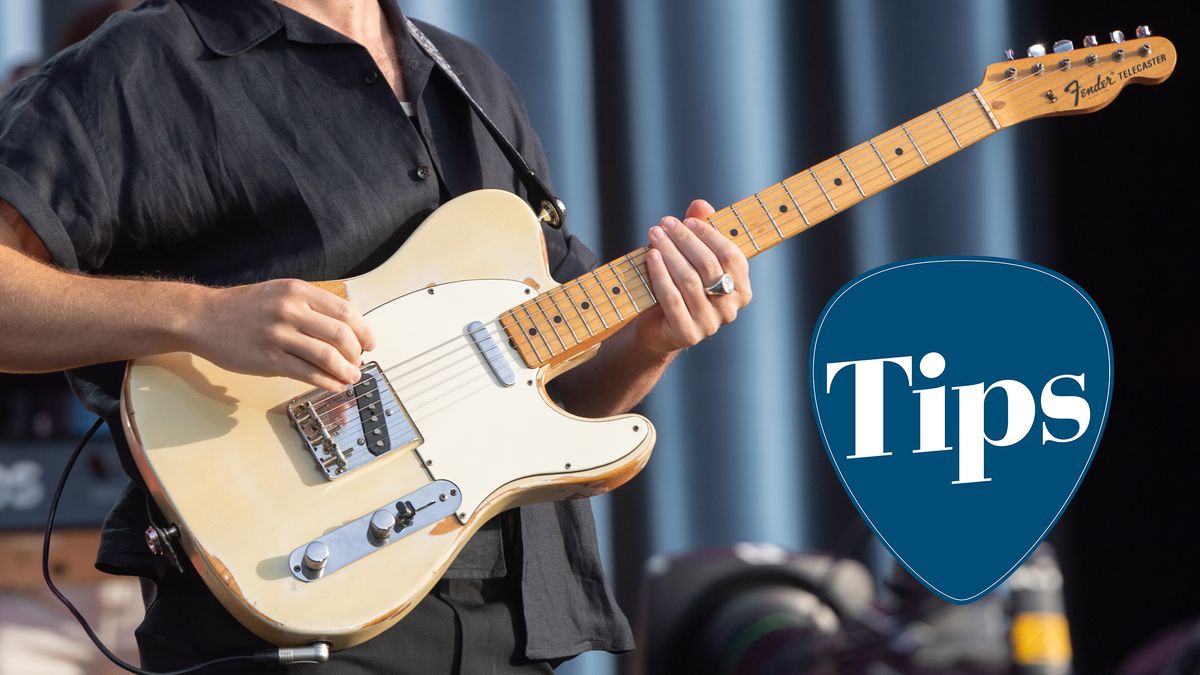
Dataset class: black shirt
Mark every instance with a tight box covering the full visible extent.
[0,0,632,661]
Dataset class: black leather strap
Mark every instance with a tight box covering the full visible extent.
[405,19,567,229]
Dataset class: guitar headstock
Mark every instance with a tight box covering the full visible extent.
[978,28,1176,127]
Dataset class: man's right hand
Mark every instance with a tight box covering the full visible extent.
[2,199,375,392]
[187,280,377,393]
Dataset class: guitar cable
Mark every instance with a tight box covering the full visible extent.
[42,416,330,673]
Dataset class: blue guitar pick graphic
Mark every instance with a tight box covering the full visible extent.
[810,257,1112,603]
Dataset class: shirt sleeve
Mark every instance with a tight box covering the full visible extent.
[0,74,113,271]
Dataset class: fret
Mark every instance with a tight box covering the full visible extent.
[901,124,929,165]
[514,307,548,360]
[613,264,640,312]
[869,140,896,182]
[753,192,785,239]
[516,305,552,357]
[592,270,624,321]
[626,252,656,304]
[546,290,579,343]
[579,282,609,329]
[521,304,554,355]
[809,168,837,211]
[533,296,568,351]
[563,283,596,337]
[936,107,962,148]
[972,87,1001,130]
[838,155,866,197]
[509,310,543,362]
[780,180,810,225]
[729,203,761,251]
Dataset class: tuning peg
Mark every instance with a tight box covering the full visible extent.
[1004,48,1016,61]
[1109,30,1125,43]
[1052,40,1074,53]
[1027,43,1046,57]
[1082,35,1098,47]
[1135,25,1152,38]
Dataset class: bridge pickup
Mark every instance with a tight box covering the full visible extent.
[354,374,392,456]
[287,362,422,480]
[467,320,516,387]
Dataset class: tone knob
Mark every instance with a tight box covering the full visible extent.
[1109,30,1125,43]
[1027,43,1046,57]
[303,541,330,572]
[369,509,397,541]
[1135,25,1151,38]
[1052,39,1074,53]
[1082,35,1098,47]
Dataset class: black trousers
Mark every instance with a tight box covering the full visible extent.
[135,564,556,674]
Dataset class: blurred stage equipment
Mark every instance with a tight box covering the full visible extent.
[0,439,127,531]
[634,542,1073,675]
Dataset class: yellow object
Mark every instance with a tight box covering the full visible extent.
[1011,612,1072,665]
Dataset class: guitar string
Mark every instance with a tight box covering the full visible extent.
[316,93,1038,424]
[322,53,1070,399]
[307,57,1093,420]
[311,60,1077,422]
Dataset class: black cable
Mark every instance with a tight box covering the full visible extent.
[41,416,279,674]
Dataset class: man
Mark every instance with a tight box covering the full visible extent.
[0,0,752,671]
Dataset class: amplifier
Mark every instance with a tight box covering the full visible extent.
[0,438,128,530]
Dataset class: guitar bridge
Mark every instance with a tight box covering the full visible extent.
[287,362,422,480]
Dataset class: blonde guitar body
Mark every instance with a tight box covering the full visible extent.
[121,190,654,648]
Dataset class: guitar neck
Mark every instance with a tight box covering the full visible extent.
[501,87,1002,368]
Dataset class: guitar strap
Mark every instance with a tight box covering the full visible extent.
[405,18,568,230]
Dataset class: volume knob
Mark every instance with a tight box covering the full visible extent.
[369,509,397,541]
[302,541,330,572]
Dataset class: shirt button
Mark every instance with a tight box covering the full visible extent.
[415,165,433,180]
[363,69,380,84]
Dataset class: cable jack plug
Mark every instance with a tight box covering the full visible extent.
[256,643,331,665]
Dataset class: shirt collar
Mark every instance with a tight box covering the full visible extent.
[177,0,284,57]
[178,0,428,69]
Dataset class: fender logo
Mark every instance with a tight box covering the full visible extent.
[1063,74,1115,106]
[1064,53,1168,106]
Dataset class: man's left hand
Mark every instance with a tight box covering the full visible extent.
[635,199,752,355]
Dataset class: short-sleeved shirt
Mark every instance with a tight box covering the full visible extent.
[0,0,633,661]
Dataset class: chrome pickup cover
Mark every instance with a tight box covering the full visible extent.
[288,480,462,582]
[286,362,422,480]
[467,320,516,387]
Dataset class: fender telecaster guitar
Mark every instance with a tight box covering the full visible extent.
[121,34,1175,648]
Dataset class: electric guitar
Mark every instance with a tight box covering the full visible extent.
[121,32,1176,648]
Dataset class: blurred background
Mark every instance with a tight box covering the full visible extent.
[1,0,1194,673]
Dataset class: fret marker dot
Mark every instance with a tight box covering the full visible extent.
[528,327,538,336]
[895,147,904,156]
[611,287,621,295]
[833,177,843,186]
[581,301,591,310]
[730,228,739,236]
[553,315,562,323]
[779,205,788,213]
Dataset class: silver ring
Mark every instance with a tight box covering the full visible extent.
[704,273,735,297]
